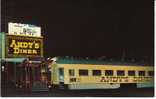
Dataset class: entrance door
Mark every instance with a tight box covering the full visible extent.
[59,68,64,83]
[15,63,48,91]
[31,65,41,89]
[31,64,48,91]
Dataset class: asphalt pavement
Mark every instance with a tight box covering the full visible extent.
[1,87,154,97]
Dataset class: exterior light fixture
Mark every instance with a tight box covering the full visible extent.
[2,66,4,71]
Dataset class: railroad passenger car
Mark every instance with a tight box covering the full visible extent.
[48,57,154,90]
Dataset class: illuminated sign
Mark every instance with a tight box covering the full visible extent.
[8,22,41,37]
[6,35,43,57]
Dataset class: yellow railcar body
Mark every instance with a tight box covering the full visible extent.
[51,63,154,85]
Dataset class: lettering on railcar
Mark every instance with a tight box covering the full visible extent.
[133,77,153,82]
[100,76,153,83]
[100,77,128,83]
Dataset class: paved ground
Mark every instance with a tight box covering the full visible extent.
[1,87,154,97]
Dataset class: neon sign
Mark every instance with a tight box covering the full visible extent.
[6,35,43,57]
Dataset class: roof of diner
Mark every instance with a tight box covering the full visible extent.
[54,56,150,66]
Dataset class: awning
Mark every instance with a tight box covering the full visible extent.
[2,58,28,63]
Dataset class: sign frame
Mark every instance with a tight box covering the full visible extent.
[8,22,41,37]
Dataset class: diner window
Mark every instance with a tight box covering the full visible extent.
[79,69,88,76]
[148,71,154,76]
[138,71,145,76]
[117,70,125,76]
[69,69,75,76]
[105,70,113,76]
[92,70,101,76]
[128,70,135,76]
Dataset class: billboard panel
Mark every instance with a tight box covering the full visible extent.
[8,22,41,37]
[6,34,43,57]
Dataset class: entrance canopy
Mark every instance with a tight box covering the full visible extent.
[2,58,28,63]
[2,58,43,64]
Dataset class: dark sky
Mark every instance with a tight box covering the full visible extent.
[2,0,154,62]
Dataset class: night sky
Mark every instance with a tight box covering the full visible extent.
[2,0,154,63]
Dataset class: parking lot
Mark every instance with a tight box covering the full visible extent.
[1,87,154,97]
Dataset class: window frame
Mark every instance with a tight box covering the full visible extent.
[138,71,145,76]
[92,70,101,76]
[148,71,154,76]
[79,69,88,76]
[128,70,135,76]
[69,69,75,76]
[117,70,125,76]
[105,70,114,76]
